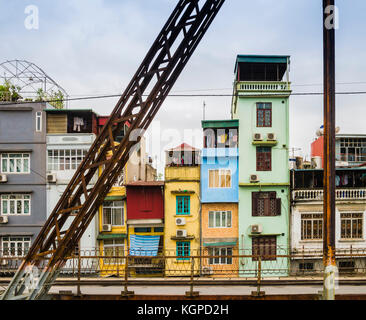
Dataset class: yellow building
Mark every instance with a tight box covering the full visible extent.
[164,143,201,276]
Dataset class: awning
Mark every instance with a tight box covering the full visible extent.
[97,233,127,240]
[203,238,238,247]
[129,234,160,256]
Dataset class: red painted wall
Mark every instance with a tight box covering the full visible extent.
[311,136,324,168]
[126,185,164,220]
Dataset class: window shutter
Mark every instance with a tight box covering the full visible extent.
[252,192,258,216]
[276,198,282,216]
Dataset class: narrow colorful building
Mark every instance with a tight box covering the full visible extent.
[164,143,201,276]
[231,55,292,277]
[126,181,165,277]
[200,120,239,277]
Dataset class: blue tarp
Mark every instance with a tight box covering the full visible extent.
[129,235,161,256]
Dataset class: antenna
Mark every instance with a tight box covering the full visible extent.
[203,101,206,120]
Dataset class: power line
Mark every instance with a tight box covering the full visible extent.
[1,90,366,106]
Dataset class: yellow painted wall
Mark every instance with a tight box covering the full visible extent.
[164,166,201,276]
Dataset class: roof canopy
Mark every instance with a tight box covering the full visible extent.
[166,143,200,152]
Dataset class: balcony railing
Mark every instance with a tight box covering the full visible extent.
[293,188,366,201]
[236,81,291,93]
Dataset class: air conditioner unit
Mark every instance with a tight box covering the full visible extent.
[267,133,277,141]
[0,216,8,224]
[251,224,263,234]
[250,174,259,183]
[1,260,8,266]
[253,133,263,141]
[175,217,186,226]
[0,174,7,183]
[102,224,112,232]
[47,173,57,183]
[176,229,187,238]
[202,266,213,275]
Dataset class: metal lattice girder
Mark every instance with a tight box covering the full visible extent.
[1,0,225,300]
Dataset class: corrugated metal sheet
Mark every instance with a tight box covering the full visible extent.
[47,113,67,133]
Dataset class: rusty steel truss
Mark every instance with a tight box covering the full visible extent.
[0,0,225,300]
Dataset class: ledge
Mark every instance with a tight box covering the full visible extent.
[239,183,290,187]
[252,141,278,147]
[248,233,283,237]
[170,235,195,241]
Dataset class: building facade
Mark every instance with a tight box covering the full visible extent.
[231,55,291,277]
[45,109,99,251]
[164,143,201,276]
[126,181,164,277]
[312,133,366,168]
[0,102,49,260]
[291,168,366,273]
[200,120,239,277]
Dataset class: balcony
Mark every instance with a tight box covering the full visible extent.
[235,81,291,96]
[293,189,366,201]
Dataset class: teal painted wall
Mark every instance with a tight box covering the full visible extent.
[233,96,290,277]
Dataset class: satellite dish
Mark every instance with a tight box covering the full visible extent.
[316,129,322,137]
[336,126,340,134]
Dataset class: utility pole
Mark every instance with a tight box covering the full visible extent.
[322,0,337,300]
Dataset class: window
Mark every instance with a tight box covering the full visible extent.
[176,196,190,215]
[1,153,30,174]
[339,138,366,163]
[1,194,31,215]
[102,201,124,226]
[341,212,363,239]
[36,111,42,132]
[47,149,88,171]
[339,261,355,273]
[208,211,232,228]
[176,241,190,260]
[1,237,31,257]
[208,247,233,265]
[208,169,231,188]
[102,239,125,265]
[154,227,164,233]
[301,213,323,240]
[252,192,281,217]
[252,236,277,261]
[203,128,238,148]
[299,262,314,271]
[257,103,272,127]
[256,147,271,171]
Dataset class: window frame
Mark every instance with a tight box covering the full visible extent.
[252,192,281,217]
[1,194,31,216]
[1,153,30,174]
[301,212,323,240]
[256,102,272,128]
[1,236,31,257]
[47,148,88,171]
[176,241,190,261]
[36,111,42,132]
[256,147,272,171]
[208,247,233,265]
[102,201,125,227]
[208,169,232,189]
[340,212,363,240]
[208,211,232,228]
[102,239,125,265]
[176,196,190,215]
[252,236,277,261]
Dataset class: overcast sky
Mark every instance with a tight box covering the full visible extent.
[1,0,366,175]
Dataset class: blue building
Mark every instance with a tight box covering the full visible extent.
[200,120,239,277]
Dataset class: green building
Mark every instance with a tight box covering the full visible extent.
[231,55,291,277]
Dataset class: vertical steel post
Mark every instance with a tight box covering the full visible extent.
[323,0,337,300]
